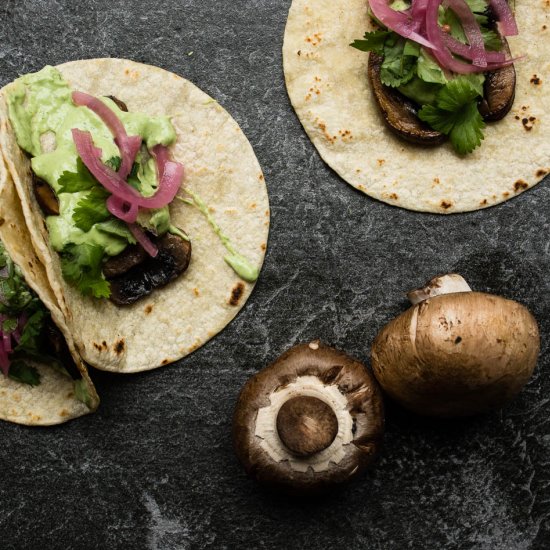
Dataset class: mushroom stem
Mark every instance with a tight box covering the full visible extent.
[276,396,338,457]
[407,274,472,305]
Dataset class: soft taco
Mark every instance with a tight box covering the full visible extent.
[283,1,550,213]
[0,155,98,425]
[0,58,269,373]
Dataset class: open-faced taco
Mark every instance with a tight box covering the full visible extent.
[0,155,98,425]
[0,59,269,373]
[283,1,550,213]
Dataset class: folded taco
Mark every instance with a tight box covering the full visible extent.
[0,156,98,425]
[0,59,269,373]
[283,1,549,213]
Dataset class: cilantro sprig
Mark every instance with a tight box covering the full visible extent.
[351,0,504,154]
[419,77,485,154]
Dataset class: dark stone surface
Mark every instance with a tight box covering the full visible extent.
[0,1,549,548]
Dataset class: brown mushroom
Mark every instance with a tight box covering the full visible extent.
[371,274,540,417]
[232,341,384,495]
[102,244,147,279]
[478,38,516,121]
[368,52,446,146]
[33,174,59,216]
[107,233,191,306]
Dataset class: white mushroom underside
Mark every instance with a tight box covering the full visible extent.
[254,376,354,473]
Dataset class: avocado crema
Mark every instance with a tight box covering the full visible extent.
[6,66,191,303]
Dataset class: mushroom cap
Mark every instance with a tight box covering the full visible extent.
[371,292,540,417]
[232,341,384,494]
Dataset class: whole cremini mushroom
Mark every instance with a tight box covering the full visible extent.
[232,341,384,494]
[371,274,540,417]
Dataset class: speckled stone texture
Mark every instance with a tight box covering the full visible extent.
[0,1,548,549]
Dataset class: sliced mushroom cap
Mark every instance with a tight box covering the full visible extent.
[368,52,446,146]
[33,174,59,216]
[478,38,516,122]
[371,275,540,417]
[232,341,384,495]
[108,233,191,306]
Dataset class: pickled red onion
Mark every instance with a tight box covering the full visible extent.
[72,129,183,210]
[488,0,518,36]
[72,91,142,179]
[444,0,487,67]
[369,0,436,49]
[129,224,158,258]
[368,0,519,74]
[106,195,139,224]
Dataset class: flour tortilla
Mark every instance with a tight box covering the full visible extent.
[0,58,269,373]
[283,1,550,213]
[0,153,98,425]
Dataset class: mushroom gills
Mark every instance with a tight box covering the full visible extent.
[107,233,192,306]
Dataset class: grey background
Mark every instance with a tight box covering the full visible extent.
[1,1,549,549]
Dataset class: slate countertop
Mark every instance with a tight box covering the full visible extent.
[1,1,548,549]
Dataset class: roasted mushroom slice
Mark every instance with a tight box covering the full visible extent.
[233,341,384,495]
[478,39,516,122]
[107,233,191,306]
[33,174,59,216]
[102,244,147,279]
[368,53,446,146]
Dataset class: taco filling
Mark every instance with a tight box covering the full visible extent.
[6,66,191,305]
[351,0,518,154]
[0,238,90,404]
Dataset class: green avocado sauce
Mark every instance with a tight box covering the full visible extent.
[6,66,177,259]
[179,191,260,283]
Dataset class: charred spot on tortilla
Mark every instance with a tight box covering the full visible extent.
[536,169,548,178]
[144,304,153,315]
[440,201,452,210]
[114,339,125,354]
[368,53,445,146]
[107,233,191,306]
[229,282,245,306]
[514,180,528,192]
[32,173,59,216]
[530,75,542,86]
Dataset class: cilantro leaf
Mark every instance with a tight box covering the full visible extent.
[481,28,502,51]
[418,77,485,155]
[465,0,488,13]
[416,51,447,85]
[8,360,41,386]
[350,31,390,54]
[105,156,122,171]
[58,158,98,193]
[15,309,48,353]
[380,37,419,88]
[436,76,481,110]
[73,187,110,232]
[2,318,18,333]
[60,243,111,299]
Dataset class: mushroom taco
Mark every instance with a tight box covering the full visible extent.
[283,1,550,213]
[0,58,269,373]
[0,156,98,425]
